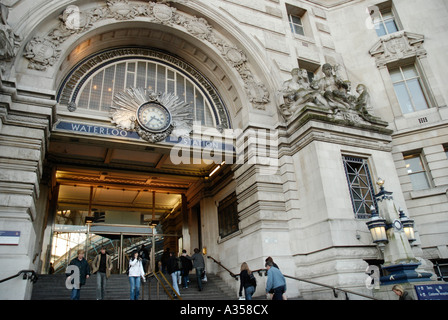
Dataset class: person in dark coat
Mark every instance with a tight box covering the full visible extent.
[239,262,256,300]
[67,249,90,300]
[180,249,193,288]
[392,284,414,300]
[161,248,170,274]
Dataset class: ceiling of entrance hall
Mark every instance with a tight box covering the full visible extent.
[48,134,218,217]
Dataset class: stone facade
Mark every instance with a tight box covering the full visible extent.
[0,0,447,300]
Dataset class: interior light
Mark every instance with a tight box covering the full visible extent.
[209,165,221,177]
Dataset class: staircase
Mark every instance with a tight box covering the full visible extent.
[31,272,237,300]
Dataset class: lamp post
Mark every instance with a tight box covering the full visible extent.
[365,178,432,285]
[366,205,387,246]
[399,208,416,243]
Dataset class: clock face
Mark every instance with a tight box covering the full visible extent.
[393,219,403,231]
[137,102,172,133]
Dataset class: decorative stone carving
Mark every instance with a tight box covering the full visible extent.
[278,64,381,125]
[60,5,93,32]
[151,2,176,24]
[107,0,136,20]
[23,37,61,71]
[25,1,270,109]
[0,3,21,62]
[183,17,212,40]
[369,31,426,68]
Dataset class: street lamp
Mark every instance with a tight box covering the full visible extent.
[366,205,388,245]
[399,208,416,243]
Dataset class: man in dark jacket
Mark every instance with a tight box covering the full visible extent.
[67,249,90,300]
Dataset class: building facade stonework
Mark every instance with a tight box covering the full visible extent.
[0,0,447,300]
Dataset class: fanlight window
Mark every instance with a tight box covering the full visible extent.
[76,59,216,127]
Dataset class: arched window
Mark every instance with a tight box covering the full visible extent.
[58,48,231,129]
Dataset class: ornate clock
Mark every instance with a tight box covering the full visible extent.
[111,88,193,143]
[137,101,172,133]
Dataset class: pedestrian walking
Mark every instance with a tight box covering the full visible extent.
[180,249,192,288]
[161,248,170,274]
[239,262,256,300]
[168,251,182,297]
[187,248,205,291]
[265,260,286,300]
[92,246,113,300]
[128,251,146,300]
[392,284,414,300]
[138,244,150,273]
[66,249,90,300]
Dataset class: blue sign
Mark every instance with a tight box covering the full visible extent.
[0,231,21,245]
[54,121,234,151]
[415,284,448,300]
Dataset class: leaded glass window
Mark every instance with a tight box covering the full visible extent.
[343,156,377,219]
[76,59,216,127]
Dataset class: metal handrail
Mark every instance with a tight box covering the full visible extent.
[0,270,38,284]
[146,271,182,300]
[207,256,378,300]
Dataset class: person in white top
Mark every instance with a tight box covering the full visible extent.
[128,251,146,300]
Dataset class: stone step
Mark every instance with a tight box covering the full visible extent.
[31,272,237,300]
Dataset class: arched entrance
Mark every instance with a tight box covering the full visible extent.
[43,45,236,275]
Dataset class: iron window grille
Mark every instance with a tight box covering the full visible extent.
[343,156,378,219]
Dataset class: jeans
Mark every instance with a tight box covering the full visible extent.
[196,267,204,290]
[129,276,141,300]
[273,285,285,300]
[70,288,80,300]
[171,270,181,296]
[244,285,255,300]
[182,270,190,288]
[96,272,107,300]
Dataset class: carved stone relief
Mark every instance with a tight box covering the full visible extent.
[369,31,426,68]
[23,0,269,109]
[0,3,21,74]
[277,64,382,126]
[23,37,61,71]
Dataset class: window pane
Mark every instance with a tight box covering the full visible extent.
[78,80,91,109]
[291,15,302,25]
[405,156,424,173]
[176,73,185,101]
[402,65,418,79]
[390,69,403,82]
[89,71,104,110]
[294,25,304,35]
[146,63,156,91]
[156,65,166,93]
[393,82,414,113]
[101,66,116,111]
[409,172,430,190]
[136,62,146,88]
[385,19,398,34]
[375,22,387,37]
[407,79,429,111]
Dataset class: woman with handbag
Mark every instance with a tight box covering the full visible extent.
[239,262,256,300]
